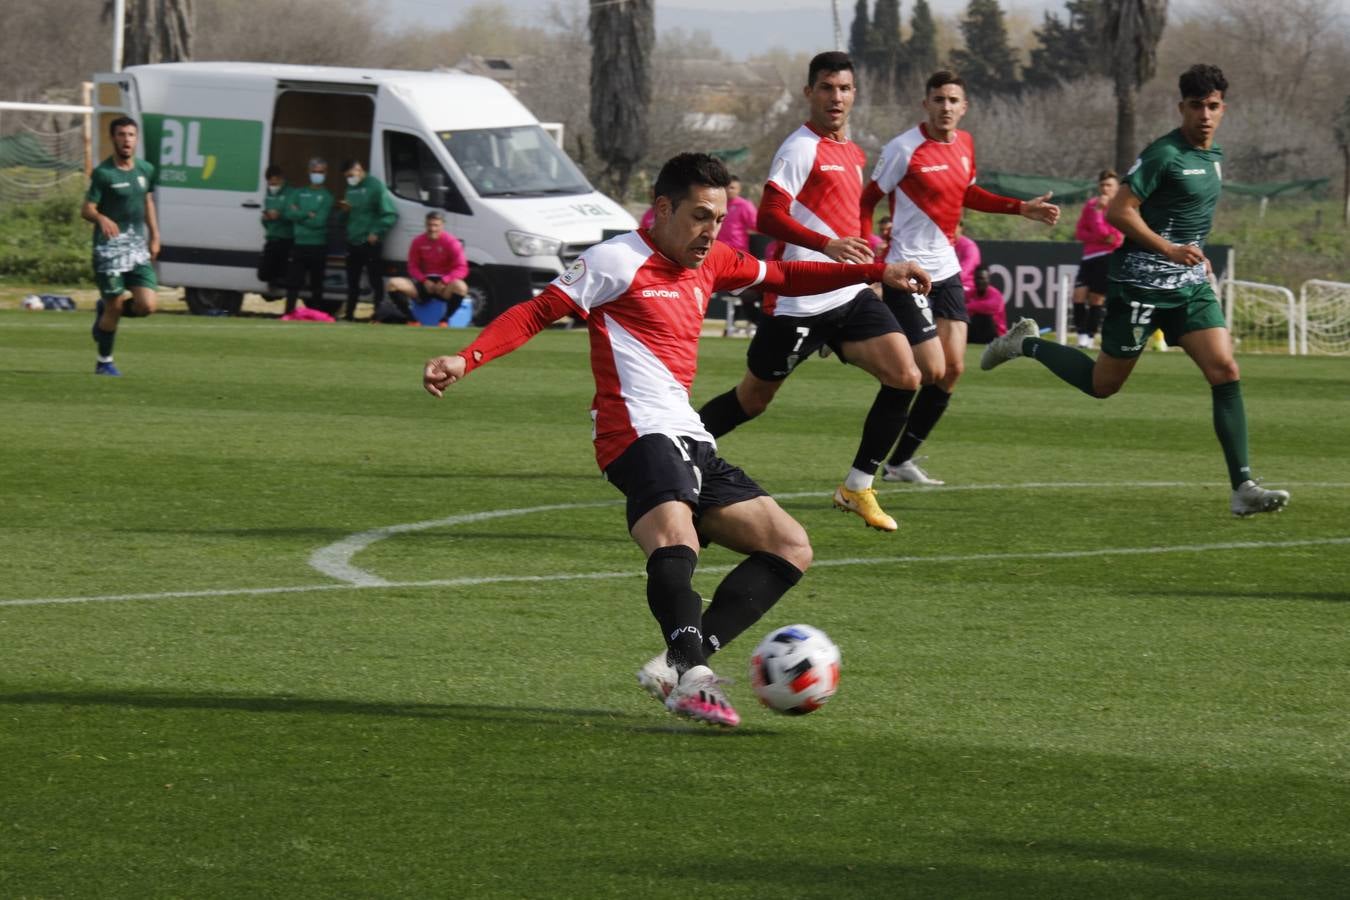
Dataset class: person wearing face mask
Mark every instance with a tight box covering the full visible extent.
[338,159,399,321]
[283,157,338,316]
[257,164,294,294]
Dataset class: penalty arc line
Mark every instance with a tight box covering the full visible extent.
[307,481,1349,586]
[3,536,1349,609]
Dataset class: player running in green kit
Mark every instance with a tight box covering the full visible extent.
[82,116,160,376]
[980,64,1289,517]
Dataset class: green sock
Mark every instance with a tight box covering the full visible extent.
[1212,380,1251,489]
[1022,338,1098,396]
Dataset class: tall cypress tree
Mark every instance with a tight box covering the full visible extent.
[849,0,871,64]
[1024,0,1101,90]
[907,0,938,81]
[950,0,1019,95]
[867,0,903,98]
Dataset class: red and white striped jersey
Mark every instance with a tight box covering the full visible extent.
[870,124,977,282]
[551,232,766,470]
[763,122,868,316]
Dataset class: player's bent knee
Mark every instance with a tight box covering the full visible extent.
[773,524,813,572]
[1207,360,1240,385]
[737,379,779,417]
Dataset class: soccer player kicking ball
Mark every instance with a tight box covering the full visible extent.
[422,154,929,727]
[980,65,1289,517]
[860,69,1060,487]
[698,51,931,533]
[82,116,161,376]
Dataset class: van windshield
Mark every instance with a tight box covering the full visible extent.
[440,126,591,198]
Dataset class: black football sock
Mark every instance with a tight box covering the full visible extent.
[853,385,916,474]
[701,551,803,657]
[698,387,755,438]
[1086,305,1105,337]
[1072,302,1087,333]
[890,384,950,466]
[442,293,466,323]
[645,545,706,675]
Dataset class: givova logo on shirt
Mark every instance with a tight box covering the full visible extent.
[142,114,264,192]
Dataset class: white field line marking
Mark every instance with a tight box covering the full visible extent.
[308,481,1347,586]
[4,540,1348,609]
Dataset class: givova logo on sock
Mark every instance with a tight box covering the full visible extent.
[142,114,264,192]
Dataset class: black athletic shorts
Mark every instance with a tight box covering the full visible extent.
[604,433,768,533]
[1076,255,1110,294]
[414,275,443,302]
[747,288,900,381]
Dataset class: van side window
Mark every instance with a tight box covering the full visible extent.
[384,131,470,215]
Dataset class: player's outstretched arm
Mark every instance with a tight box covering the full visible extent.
[421,286,578,398]
[1018,191,1061,225]
[1107,185,1205,267]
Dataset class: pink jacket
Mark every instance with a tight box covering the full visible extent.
[717,195,757,253]
[955,235,980,292]
[1075,197,1123,259]
[408,231,468,282]
[965,284,1007,335]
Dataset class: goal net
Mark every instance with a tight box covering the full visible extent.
[0,106,87,205]
[1224,279,1298,355]
[1300,280,1350,356]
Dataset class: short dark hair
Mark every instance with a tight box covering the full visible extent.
[425,210,444,223]
[807,51,854,87]
[1179,64,1227,99]
[653,153,731,208]
[878,215,892,225]
[108,115,137,136]
[925,70,966,95]
[1097,168,1118,182]
[340,159,364,173]
[265,163,284,179]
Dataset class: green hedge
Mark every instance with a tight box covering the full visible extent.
[0,188,94,285]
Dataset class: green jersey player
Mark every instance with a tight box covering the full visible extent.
[979,64,1289,517]
[81,116,161,376]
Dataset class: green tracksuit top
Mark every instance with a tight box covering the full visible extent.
[285,186,335,247]
[263,184,295,241]
[343,175,398,243]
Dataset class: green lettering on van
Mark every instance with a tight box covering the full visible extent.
[142,114,263,191]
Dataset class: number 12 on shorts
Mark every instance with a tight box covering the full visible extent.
[1129,301,1155,325]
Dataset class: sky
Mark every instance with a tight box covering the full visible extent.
[395,0,1070,58]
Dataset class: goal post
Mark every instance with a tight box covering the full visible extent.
[1299,279,1350,357]
[1223,279,1298,355]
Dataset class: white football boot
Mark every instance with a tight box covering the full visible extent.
[636,651,677,704]
[980,317,1041,370]
[1230,480,1290,517]
[882,456,945,485]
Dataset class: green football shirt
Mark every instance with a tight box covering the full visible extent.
[1110,128,1222,291]
[86,156,157,273]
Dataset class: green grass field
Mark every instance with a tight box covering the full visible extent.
[2,311,1347,898]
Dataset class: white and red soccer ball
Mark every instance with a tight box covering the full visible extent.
[749,624,841,715]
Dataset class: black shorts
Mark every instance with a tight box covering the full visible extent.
[604,433,768,533]
[1076,255,1110,294]
[414,276,443,302]
[747,288,900,381]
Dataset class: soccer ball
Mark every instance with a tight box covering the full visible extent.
[21,294,44,311]
[749,624,841,715]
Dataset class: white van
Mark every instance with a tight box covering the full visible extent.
[92,62,636,319]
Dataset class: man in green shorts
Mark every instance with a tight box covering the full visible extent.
[979,64,1289,517]
[81,116,160,376]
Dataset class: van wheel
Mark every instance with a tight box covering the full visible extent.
[184,288,244,316]
[466,273,492,326]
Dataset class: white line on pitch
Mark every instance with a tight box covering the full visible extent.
[3,536,1348,609]
[308,482,1347,586]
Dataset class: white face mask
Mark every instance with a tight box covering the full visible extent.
[309,172,325,185]
[267,184,281,195]
[346,176,361,187]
